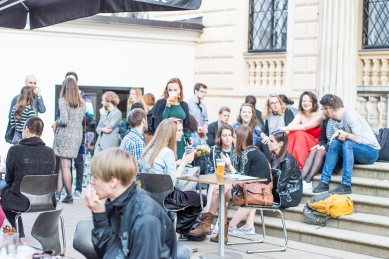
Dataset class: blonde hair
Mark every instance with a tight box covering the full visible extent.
[102,91,120,106]
[91,147,137,186]
[262,94,287,120]
[140,118,182,168]
[127,88,148,113]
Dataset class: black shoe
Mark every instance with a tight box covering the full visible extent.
[329,184,352,194]
[312,182,329,193]
[62,195,73,204]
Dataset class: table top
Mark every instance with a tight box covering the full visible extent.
[177,174,266,185]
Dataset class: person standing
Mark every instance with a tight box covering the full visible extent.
[313,94,380,194]
[143,93,156,144]
[206,106,230,147]
[245,95,265,127]
[120,108,146,188]
[186,83,209,140]
[52,78,86,204]
[95,91,122,155]
[58,72,94,199]
[5,75,46,142]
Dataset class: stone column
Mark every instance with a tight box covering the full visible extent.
[316,0,360,109]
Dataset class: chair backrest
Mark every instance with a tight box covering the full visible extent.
[20,174,58,213]
[73,220,100,259]
[31,208,63,256]
[139,173,174,209]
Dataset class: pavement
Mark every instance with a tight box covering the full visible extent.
[8,190,381,259]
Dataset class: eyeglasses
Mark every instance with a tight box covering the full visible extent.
[269,101,280,106]
[199,90,207,94]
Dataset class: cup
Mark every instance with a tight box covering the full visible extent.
[4,232,18,255]
[168,92,178,105]
[185,146,195,155]
[216,159,225,176]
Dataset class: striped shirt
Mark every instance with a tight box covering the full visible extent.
[11,106,36,133]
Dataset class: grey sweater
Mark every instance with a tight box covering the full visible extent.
[334,108,380,150]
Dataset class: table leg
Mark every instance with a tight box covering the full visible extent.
[218,184,225,256]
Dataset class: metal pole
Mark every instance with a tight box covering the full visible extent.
[218,184,225,256]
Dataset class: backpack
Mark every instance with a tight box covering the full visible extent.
[303,193,354,226]
[377,128,389,162]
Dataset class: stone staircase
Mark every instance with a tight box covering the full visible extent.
[227,162,389,258]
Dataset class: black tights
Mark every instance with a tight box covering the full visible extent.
[301,149,326,183]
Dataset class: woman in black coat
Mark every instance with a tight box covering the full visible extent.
[268,130,303,209]
[0,117,56,243]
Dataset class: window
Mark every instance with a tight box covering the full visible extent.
[248,0,288,52]
[363,0,389,48]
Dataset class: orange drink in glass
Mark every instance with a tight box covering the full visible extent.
[168,92,178,105]
[216,159,225,176]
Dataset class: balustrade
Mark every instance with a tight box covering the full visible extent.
[245,54,286,88]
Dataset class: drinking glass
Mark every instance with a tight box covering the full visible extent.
[216,159,225,176]
[168,92,178,105]
[4,232,18,255]
[185,146,195,155]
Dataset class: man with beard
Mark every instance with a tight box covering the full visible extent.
[120,108,146,188]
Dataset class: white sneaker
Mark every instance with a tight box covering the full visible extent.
[303,181,313,190]
[73,190,82,199]
[212,226,219,235]
[237,226,255,235]
[60,188,67,197]
[228,227,237,235]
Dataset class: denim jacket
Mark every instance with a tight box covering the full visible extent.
[232,122,263,146]
[206,145,239,174]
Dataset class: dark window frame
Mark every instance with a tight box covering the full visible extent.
[362,0,389,49]
[248,0,288,53]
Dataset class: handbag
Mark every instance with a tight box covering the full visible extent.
[193,156,207,175]
[11,131,22,145]
[5,126,15,144]
[175,166,200,192]
[232,181,273,206]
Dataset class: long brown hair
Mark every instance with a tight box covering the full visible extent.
[215,124,234,148]
[140,118,181,168]
[262,94,287,120]
[271,130,288,168]
[235,126,254,156]
[128,88,148,113]
[14,86,35,120]
[236,103,262,129]
[59,78,83,108]
[162,78,184,102]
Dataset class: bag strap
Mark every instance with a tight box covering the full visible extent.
[302,203,328,227]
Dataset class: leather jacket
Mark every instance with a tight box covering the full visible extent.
[272,152,302,197]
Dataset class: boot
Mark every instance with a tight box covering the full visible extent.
[189,212,214,236]
[210,221,228,243]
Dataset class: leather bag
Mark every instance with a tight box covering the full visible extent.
[232,181,274,206]
[5,126,15,144]
[175,166,200,192]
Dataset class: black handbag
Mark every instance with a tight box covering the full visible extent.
[5,126,15,144]
[193,156,207,175]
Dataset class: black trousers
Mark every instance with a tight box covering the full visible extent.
[72,153,84,192]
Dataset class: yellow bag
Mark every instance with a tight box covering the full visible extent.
[306,193,354,218]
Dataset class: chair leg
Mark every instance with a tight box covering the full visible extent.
[14,213,21,235]
[246,209,288,254]
[226,209,265,246]
[60,214,66,256]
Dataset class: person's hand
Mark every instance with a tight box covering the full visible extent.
[166,97,174,107]
[310,144,319,151]
[51,122,57,132]
[99,107,106,116]
[330,130,341,143]
[102,126,112,134]
[261,136,270,144]
[203,127,208,134]
[85,184,106,213]
[220,153,231,165]
[317,145,326,151]
[182,151,195,165]
[338,131,349,142]
[35,86,41,97]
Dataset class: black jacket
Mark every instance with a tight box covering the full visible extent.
[151,99,190,135]
[272,152,302,196]
[255,109,265,128]
[206,121,218,147]
[92,184,177,259]
[318,119,330,151]
[1,137,56,212]
[263,108,295,136]
[206,145,239,174]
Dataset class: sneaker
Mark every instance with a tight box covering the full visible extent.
[303,181,313,190]
[73,190,82,199]
[62,195,73,204]
[237,226,255,235]
[60,188,67,197]
[329,184,352,194]
[228,227,237,235]
[212,226,219,235]
[55,192,60,202]
[312,182,329,193]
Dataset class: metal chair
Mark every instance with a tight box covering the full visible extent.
[31,208,65,256]
[226,168,288,254]
[73,220,100,259]
[12,174,66,255]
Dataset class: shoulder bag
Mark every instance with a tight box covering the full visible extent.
[175,166,200,192]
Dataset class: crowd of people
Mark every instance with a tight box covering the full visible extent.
[0,74,382,258]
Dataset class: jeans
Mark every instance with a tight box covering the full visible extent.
[321,140,379,186]
[0,180,25,238]
[72,153,85,192]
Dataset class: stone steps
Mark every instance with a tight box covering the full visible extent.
[225,209,389,258]
[352,162,389,180]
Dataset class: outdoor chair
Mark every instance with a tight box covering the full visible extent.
[12,174,66,255]
[226,168,288,254]
[73,220,100,259]
[31,208,65,256]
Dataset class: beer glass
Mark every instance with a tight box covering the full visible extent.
[168,92,178,105]
[216,159,225,176]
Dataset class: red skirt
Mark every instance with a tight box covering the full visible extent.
[287,126,322,170]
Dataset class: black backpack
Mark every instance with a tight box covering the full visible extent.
[377,128,389,162]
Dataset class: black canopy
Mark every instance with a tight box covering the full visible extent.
[0,0,202,29]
